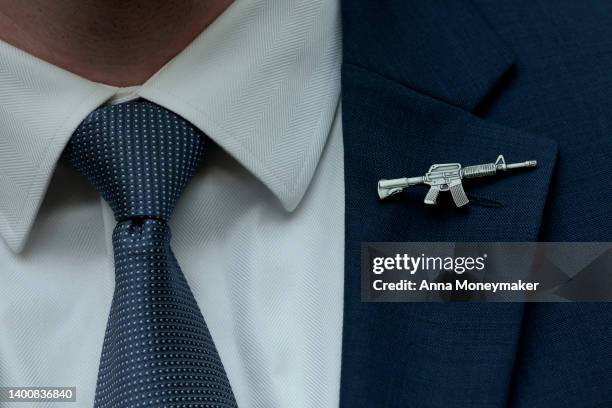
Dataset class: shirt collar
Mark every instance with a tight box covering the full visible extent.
[0,0,341,253]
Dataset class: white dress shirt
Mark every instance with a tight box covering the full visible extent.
[0,0,344,407]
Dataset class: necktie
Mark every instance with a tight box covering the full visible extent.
[64,99,238,408]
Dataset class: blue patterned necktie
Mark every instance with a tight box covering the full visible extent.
[64,99,238,408]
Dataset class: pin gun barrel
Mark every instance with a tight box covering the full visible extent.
[506,160,537,169]
[462,159,538,178]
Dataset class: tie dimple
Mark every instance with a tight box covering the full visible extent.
[65,99,238,408]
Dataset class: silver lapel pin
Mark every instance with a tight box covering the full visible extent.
[377,155,537,207]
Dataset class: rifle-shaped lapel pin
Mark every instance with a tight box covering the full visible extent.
[377,155,537,207]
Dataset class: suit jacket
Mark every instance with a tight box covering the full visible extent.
[340,1,612,407]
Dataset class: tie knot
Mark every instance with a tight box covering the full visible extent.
[64,99,205,222]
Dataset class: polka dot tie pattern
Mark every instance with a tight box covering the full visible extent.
[64,99,238,408]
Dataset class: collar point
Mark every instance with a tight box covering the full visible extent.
[0,226,28,254]
[272,184,309,213]
[277,192,304,213]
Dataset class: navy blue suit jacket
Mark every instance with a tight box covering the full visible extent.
[340,1,612,407]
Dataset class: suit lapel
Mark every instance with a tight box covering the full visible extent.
[342,0,517,111]
[340,1,558,406]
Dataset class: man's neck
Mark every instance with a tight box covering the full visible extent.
[0,0,233,86]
